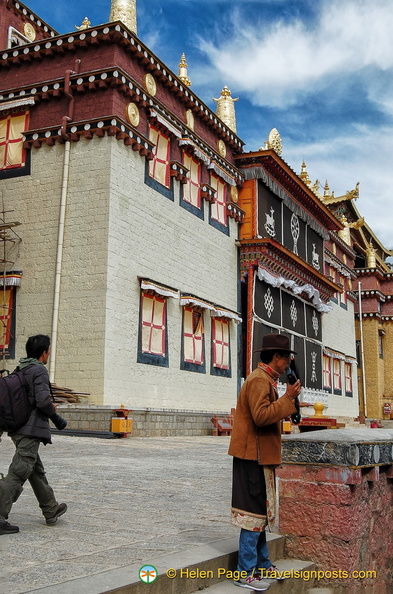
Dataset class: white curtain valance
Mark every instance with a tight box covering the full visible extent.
[140,280,179,299]
[0,273,22,286]
[180,296,215,311]
[257,265,332,313]
[0,98,35,113]
[149,109,182,138]
[211,306,242,324]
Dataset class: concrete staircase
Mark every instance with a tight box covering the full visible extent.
[189,533,317,593]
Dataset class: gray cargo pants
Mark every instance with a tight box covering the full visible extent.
[0,435,58,521]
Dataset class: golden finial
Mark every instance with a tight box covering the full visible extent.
[75,17,91,30]
[109,0,137,34]
[178,53,191,87]
[263,128,282,156]
[213,86,239,133]
[366,241,377,268]
[299,161,311,186]
[324,180,330,198]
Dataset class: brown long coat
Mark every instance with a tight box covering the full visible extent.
[228,366,296,465]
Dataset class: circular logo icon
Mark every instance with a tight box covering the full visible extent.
[139,565,158,583]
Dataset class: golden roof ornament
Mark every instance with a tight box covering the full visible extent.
[109,0,137,34]
[75,17,91,30]
[366,241,377,268]
[262,128,282,156]
[338,215,364,246]
[213,86,238,133]
[178,53,191,87]
[299,161,312,186]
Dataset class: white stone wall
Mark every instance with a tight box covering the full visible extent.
[2,136,240,411]
[104,138,240,411]
[322,299,360,418]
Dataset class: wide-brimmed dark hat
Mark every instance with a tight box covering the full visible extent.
[255,333,297,354]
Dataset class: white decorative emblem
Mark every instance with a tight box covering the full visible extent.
[290,300,297,328]
[312,244,320,270]
[291,213,300,255]
[264,207,276,237]
[312,311,319,336]
[311,352,318,382]
[264,288,274,319]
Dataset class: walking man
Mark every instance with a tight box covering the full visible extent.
[228,334,301,590]
[0,334,67,535]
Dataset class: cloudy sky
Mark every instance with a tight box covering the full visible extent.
[26,0,393,249]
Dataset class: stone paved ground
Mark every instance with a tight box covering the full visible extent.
[0,434,235,594]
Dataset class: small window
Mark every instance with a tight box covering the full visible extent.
[182,153,201,210]
[333,358,342,394]
[148,125,171,189]
[345,362,352,396]
[211,317,231,377]
[137,290,168,367]
[0,112,29,171]
[323,355,332,390]
[210,174,227,229]
[181,306,205,373]
[0,287,16,358]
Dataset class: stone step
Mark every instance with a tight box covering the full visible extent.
[190,558,316,593]
[27,534,296,594]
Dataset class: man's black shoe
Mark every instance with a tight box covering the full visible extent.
[46,503,67,525]
[0,519,19,535]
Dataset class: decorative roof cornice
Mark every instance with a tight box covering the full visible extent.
[22,116,155,159]
[235,150,342,232]
[0,22,244,152]
[5,0,58,40]
[238,238,340,302]
[1,66,243,186]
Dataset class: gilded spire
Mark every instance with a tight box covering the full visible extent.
[178,53,191,87]
[109,0,137,34]
[213,86,238,133]
[299,161,311,186]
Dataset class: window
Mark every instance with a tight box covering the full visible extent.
[340,276,347,308]
[137,290,168,367]
[148,125,171,189]
[181,307,205,372]
[210,174,227,228]
[211,317,231,377]
[333,358,342,394]
[182,153,201,210]
[345,362,352,396]
[0,287,15,358]
[0,112,29,171]
[323,355,332,390]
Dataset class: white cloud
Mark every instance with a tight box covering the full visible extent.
[283,126,393,249]
[198,0,393,108]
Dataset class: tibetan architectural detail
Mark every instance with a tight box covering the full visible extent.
[75,18,91,31]
[178,53,191,87]
[366,241,377,268]
[337,215,364,246]
[299,161,312,186]
[213,86,238,134]
[263,128,282,156]
[109,0,137,33]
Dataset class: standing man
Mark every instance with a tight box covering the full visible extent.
[0,335,67,535]
[229,334,301,591]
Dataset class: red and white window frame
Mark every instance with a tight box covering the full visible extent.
[182,306,205,367]
[0,111,29,171]
[182,152,201,209]
[210,173,227,227]
[323,354,332,390]
[148,124,171,189]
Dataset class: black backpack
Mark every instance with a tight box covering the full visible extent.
[0,369,33,433]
